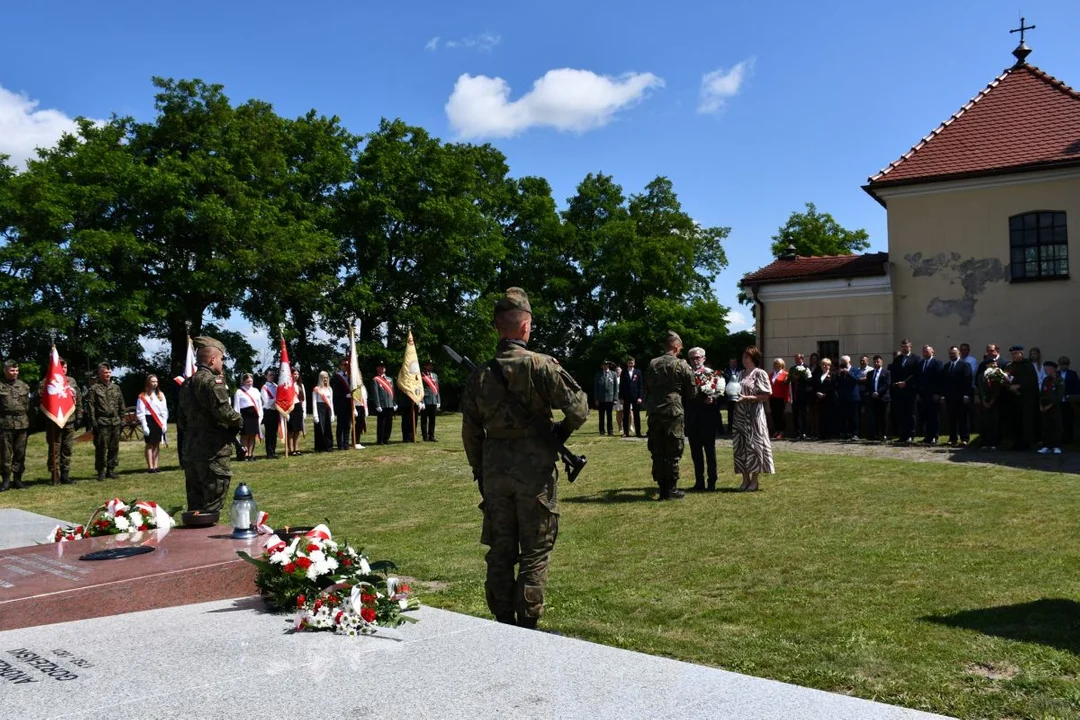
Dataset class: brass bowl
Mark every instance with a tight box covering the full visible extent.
[181,510,220,528]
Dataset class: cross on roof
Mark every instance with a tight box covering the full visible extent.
[1010,16,1035,44]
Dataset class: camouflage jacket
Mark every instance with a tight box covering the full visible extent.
[645,353,696,423]
[460,339,588,473]
[87,381,125,427]
[179,365,242,460]
[0,378,31,431]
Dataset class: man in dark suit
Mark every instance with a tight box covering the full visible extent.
[789,353,811,440]
[620,356,644,437]
[941,346,973,446]
[330,357,352,450]
[890,339,918,444]
[914,345,944,444]
[1059,356,1079,444]
[865,355,890,441]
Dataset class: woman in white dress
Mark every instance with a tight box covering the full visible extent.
[233,373,263,462]
[136,375,168,474]
[311,371,335,453]
[731,346,776,492]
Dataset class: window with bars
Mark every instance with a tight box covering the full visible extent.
[1009,211,1068,281]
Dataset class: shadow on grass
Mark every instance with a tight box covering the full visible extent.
[946,446,1080,474]
[563,487,657,504]
[922,598,1080,654]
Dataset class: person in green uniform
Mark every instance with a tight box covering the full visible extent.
[645,331,698,500]
[45,358,82,484]
[461,288,589,629]
[0,360,31,491]
[178,336,244,513]
[86,363,126,480]
[977,358,1004,450]
[1038,360,1065,455]
[1005,345,1039,452]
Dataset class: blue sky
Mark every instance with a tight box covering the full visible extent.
[3,0,1078,341]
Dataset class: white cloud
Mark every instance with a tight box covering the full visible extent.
[425,36,440,52]
[446,68,663,139]
[725,309,753,332]
[697,59,754,114]
[444,32,501,53]
[0,84,83,168]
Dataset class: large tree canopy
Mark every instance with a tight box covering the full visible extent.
[771,202,870,258]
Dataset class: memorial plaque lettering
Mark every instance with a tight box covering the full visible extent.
[1,648,90,683]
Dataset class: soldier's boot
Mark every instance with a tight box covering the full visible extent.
[97,471,105,482]
[60,471,74,485]
[494,613,517,626]
[106,469,119,479]
[11,474,25,490]
[0,476,8,492]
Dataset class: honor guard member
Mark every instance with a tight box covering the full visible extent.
[0,360,31,491]
[87,363,126,480]
[420,359,441,441]
[45,358,82,484]
[178,336,243,513]
[645,331,697,500]
[370,361,396,445]
[1005,345,1039,451]
[461,288,589,629]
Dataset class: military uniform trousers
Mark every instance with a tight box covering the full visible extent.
[420,405,437,440]
[376,408,394,444]
[46,424,76,475]
[480,438,559,623]
[1042,406,1062,449]
[647,416,685,495]
[93,423,121,474]
[184,447,233,513]
[0,428,28,480]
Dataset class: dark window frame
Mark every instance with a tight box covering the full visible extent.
[817,340,840,364]
[1009,211,1069,282]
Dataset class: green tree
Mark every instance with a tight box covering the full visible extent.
[770,202,870,257]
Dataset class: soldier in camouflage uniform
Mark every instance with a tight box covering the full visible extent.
[45,358,82,485]
[177,337,243,513]
[461,288,589,629]
[0,360,31,491]
[87,363,126,480]
[645,331,697,500]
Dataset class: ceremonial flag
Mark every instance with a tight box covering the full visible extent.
[396,331,423,405]
[41,345,76,428]
[276,335,297,416]
[173,336,196,386]
[348,322,364,403]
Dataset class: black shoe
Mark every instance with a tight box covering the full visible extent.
[106,471,119,479]
[12,475,26,489]
[0,477,7,492]
[430,437,438,442]
[689,484,707,492]
[97,473,105,482]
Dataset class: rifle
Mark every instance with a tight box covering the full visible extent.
[445,345,587,483]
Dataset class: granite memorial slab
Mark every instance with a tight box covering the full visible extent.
[0,597,953,719]
[0,509,71,551]
[0,526,261,631]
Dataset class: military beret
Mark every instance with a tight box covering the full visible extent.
[494,287,532,316]
[1044,360,1059,368]
[193,336,227,354]
[3,359,18,369]
[1009,345,1024,352]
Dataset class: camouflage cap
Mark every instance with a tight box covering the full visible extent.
[664,330,682,346]
[494,287,532,317]
[193,336,227,354]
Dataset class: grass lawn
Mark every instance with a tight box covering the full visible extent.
[4,416,1080,719]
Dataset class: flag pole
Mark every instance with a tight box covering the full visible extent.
[279,323,289,463]
[49,331,59,486]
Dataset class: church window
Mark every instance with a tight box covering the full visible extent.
[1009,211,1068,281]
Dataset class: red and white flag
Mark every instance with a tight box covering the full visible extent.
[275,334,297,438]
[173,337,196,386]
[41,346,76,428]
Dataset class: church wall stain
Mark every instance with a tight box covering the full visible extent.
[903,252,1009,325]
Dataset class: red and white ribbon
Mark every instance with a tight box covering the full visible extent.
[256,511,273,535]
[305,524,331,541]
[263,533,287,554]
[106,498,128,516]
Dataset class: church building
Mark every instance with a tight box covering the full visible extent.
[743,29,1080,363]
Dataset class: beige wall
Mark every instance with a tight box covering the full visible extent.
[882,171,1080,361]
[761,292,894,363]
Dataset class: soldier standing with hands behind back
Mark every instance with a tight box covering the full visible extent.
[178,337,243,513]
[87,363,125,481]
[461,288,588,630]
[0,360,31,491]
[646,331,697,500]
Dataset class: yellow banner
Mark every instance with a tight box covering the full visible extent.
[396,331,424,404]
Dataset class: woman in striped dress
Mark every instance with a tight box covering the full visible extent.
[732,345,775,492]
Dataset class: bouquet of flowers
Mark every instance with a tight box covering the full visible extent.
[238,523,413,617]
[48,498,175,543]
[791,364,812,381]
[294,575,420,637]
[693,370,725,398]
[983,367,1008,389]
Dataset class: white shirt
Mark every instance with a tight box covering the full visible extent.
[261,382,278,410]
[233,386,262,413]
[135,392,169,437]
[311,385,336,423]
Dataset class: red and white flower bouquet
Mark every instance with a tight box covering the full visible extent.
[294,576,420,637]
[48,498,175,543]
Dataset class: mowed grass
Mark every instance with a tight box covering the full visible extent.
[5,416,1080,719]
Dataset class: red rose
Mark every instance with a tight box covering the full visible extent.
[295,557,313,570]
[361,593,377,604]
[399,584,411,594]
[283,562,297,573]
[342,559,353,567]
[138,525,148,531]
[75,526,84,533]
[334,610,344,624]
[296,595,306,608]
[307,544,319,553]
[313,599,323,611]
[115,509,125,516]
[360,607,376,623]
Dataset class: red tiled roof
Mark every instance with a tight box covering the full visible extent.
[866,63,1080,193]
[740,252,888,286]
